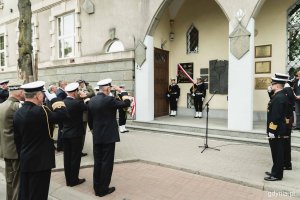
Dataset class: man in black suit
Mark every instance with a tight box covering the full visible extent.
[0,80,9,103]
[63,82,89,187]
[55,80,68,151]
[88,78,131,197]
[293,70,300,130]
[14,81,68,200]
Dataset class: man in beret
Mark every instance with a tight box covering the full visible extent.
[0,80,9,103]
[14,81,69,200]
[264,76,288,181]
[0,80,24,200]
[88,78,131,197]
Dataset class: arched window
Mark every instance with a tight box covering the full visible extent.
[187,24,199,54]
[287,1,300,73]
[106,39,124,53]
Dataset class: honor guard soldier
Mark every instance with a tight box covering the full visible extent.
[190,77,206,118]
[265,76,288,181]
[88,78,131,197]
[0,80,9,103]
[63,82,88,187]
[13,81,68,200]
[117,84,130,133]
[167,78,180,116]
[0,80,25,200]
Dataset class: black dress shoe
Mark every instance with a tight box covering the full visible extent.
[81,153,88,157]
[264,176,282,181]
[96,187,116,197]
[265,171,272,176]
[70,178,86,187]
[283,166,292,170]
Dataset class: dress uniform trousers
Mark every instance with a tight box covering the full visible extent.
[4,159,20,200]
[194,95,203,112]
[269,138,284,179]
[283,128,292,168]
[20,170,51,200]
[118,108,127,126]
[169,95,177,111]
[93,143,115,194]
[63,137,83,186]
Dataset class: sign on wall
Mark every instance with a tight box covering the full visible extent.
[177,63,193,83]
[209,60,228,94]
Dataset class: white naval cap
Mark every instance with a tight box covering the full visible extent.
[274,73,289,80]
[21,81,45,92]
[65,82,79,92]
[271,77,287,84]
[94,86,99,91]
[97,78,112,86]
[0,80,9,85]
[8,80,24,91]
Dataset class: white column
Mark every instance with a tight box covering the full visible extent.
[135,35,154,121]
[228,18,255,131]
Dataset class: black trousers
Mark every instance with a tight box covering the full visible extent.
[57,123,64,149]
[283,129,292,167]
[169,96,177,111]
[269,138,284,179]
[93,143,115,194]
[20,170,51,200]
[82,122,88,152]
[63,137,82,185]
[194,96,203,112]
[118,108,127,126]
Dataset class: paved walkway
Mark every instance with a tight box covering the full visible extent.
[48,129,300,199]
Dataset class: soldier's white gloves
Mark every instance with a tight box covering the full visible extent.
[167,94,170,98]
[84,98,90,104]
[267,86,272,93]
[192,93,195,97]
[176,98,178,101]
[268,132,275,138]
[45,90,57,101]
[202,97,204,101]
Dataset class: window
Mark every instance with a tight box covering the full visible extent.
[287,2,300,71]
[187,25,199,54]
[57,13,75,58]
[0,34,5,67]
[106,40,125,53]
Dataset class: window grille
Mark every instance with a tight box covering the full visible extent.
[187,25,199,54]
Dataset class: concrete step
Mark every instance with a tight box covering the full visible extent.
[126,121,300,151]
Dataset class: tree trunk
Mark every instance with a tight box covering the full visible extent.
[18,0,33,83]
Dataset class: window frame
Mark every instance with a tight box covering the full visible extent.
[57,12,75,59]
[0,34,6,67]
[186,24,199,54]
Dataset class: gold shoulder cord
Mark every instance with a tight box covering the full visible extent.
[42,105,53,140]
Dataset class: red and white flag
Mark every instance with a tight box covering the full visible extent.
[130,97,136,118]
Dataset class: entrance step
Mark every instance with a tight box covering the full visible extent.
[126,120,300,151]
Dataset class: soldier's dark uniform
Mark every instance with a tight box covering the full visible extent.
[117,89,129,133]
[55,86,67,151]
[0,80,9,103]
[63,86,88,186]
[190,81,206,118]
[167,81,180,116]
[266,86,288,181]
[14,82,68,200]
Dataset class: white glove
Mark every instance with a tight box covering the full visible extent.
[84,98,90,104]
[268,132,275,138]
[267,86,272,93]
[44,90,57,101]
[167,94,170,98]
[202,97,204,101]
[176,98,178,101]
[192,93,195,97]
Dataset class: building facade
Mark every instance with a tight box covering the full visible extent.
[0,0,299,131]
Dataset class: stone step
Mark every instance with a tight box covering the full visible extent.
[126,121,300,151]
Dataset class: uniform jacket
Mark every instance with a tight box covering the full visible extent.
[167,84,180,99]
[63,97,87,138]
[0,97,20,159]
[13,99,68,172]
[190,83,206,98]
[88,93,130,144]
[267,90,288,137]
[0,88,9,103]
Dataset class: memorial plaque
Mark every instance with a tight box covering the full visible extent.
[209,60,228,94]
[177,63,193,83]
[255,77,272,90]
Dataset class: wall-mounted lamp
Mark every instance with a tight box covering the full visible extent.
[169,20,175,41]
[0,1,4,9]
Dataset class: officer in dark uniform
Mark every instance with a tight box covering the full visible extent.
[14,81,68,200]
[264,76,288,181]
[117,84,129,133]
[167,78,180,117]
[88,78,131,197]
[0,80,9,103]
[63,82,89,187]
[190,78,206,118]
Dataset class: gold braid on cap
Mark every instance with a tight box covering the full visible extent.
[52,101,66,110]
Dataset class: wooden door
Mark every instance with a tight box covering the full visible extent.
[154,48,169,117]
